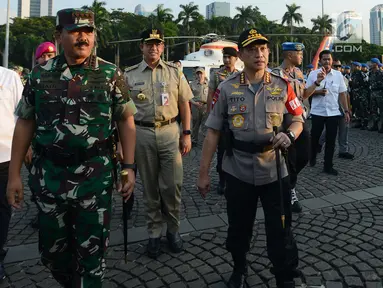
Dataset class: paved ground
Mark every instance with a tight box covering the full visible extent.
[2,127,383,287]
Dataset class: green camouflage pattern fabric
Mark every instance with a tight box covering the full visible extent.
[351,70,370,125]
[15,53,136,287]
[369,70,383,123]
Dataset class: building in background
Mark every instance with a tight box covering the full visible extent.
[206,2,230,20]
[334,11,363,43]
[370,5,383,46]
[134,4,153,17]
[17,0,53,17]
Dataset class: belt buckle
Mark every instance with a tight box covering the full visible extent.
[155,122,162,129]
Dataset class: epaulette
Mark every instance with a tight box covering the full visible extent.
[96,57,115,67]
[125,64,139,73]
[164,61,179,69]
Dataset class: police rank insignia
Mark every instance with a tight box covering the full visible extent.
[232,114,244,128]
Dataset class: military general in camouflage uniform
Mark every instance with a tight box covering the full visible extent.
[206,47,239,195]
[368,58,383,132]
[7,9,137,287]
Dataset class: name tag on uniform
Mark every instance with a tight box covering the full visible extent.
[161,93,170,106]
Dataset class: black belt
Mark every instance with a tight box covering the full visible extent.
[35,140,112,167]
[232,138,273,154]
[135,117,176,128]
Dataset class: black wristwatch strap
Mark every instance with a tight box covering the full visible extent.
[285,131,295,143]
[121,163,136,170]
[314,81,320,86]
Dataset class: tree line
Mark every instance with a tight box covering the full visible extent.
[1,1,382,69]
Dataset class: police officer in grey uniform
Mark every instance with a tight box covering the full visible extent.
[198,28,303,288]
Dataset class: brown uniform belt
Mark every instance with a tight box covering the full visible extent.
[135,117,176,128]
[34,140,112,166]
[232,138,273,154]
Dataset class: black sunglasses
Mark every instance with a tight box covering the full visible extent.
[333,65,342,68]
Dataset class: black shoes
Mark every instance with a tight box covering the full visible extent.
[228,270,247,288]
[309,158,316,167]
[166,232,183,253]
[291,188,302,213]
[339,152,354,159]
[323,167,338,176]
[0,263,5,280]
[147,237,161,258]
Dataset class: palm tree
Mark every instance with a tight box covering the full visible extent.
[155,4,173,24]
[177,2,201,34]
[281,3,303,40]
[82,0,112,48]
[311,15,333,35]
[234,6,255,32]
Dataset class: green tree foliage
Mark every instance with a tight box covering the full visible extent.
[0,2,379,69]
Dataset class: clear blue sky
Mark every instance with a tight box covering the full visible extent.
[0,0,379,42]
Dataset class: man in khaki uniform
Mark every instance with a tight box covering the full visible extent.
[190,67,209,145]
[124,28,192,258]
[206,47,239,195]
[198,28,304,288]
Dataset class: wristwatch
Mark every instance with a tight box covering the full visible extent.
[314,81,320,86]
[183,130,191,135]
[121,163,136,170]
[285,130,296,143]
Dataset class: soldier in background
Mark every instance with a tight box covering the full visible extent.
[190,67,209,145]
[272,42,309,213]
[7,9,137,287]
[124,28,192,258]
[350,61,369,130]
[35,42,57,65]
[368,58,383,132]
[206,47,239,195]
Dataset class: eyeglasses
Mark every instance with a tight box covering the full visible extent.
[333,65,342,68]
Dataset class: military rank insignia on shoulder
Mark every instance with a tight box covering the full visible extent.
[125,64,139,73]
[165,61,179,69]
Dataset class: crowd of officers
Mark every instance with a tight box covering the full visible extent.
[1,6,380,288]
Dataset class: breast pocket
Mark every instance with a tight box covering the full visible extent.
[228,103,249,130]
[37,92,63,127]
[79,94,112,125]
[330,83,340,93]
[265,101,285,129]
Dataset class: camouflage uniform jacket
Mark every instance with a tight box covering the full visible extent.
[350,70,369,92]
[369,70,383,92]
[15,53,137,198]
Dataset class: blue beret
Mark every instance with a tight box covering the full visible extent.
[352,62,361,67]
[361,63,368,68]
[345,66,351,69]
[371,58,381,64]
[282,42,305,51]
[306,64,314,69]
[379,63,383,67]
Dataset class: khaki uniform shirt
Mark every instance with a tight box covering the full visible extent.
[208,67,239,91]
[190,79,209,103]
[205,71,304,186]
[124,59,193,122]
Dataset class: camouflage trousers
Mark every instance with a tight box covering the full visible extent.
[353,90,369,125]
[30,157,113,288]
[370,91,383,122]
